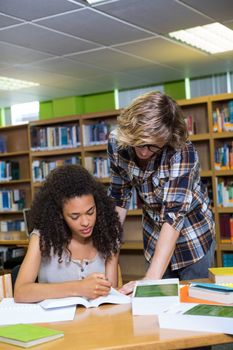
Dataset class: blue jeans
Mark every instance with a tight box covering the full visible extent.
[162,240,216,280]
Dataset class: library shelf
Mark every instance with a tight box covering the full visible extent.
[0,124,31,269]
[121,241,143,250]
[0,231,28,246]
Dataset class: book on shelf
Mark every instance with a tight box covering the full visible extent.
[159,303,233,335]
[0,324,64,348]
[131,278,179,315]
[39,287,131,310]
[188,282,233,304]
[209,267,233,283]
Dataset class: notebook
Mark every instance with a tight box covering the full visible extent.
[0,298,76,325]
[0,324,64,348]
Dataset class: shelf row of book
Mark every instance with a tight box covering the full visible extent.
[212,101,233,133]
[216,179,233,207]
[0,220,25,232]
[222,253,233,267]
[0,246,25,269]
[0,190,25,211]
[31,125,81,151]
[0,161,20,182]
[214,144,233,170]
[32,157,81,182]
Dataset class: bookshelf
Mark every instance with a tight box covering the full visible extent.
[0,124,31,270]
[1,93,233,279]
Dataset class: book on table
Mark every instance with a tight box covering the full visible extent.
[188,282,233,304]
[0,298,76,325]
[209,267,233,283]
[132,278,179,315]
[40,287,131,309]
[159,303,233,335]
[0,324,64,348]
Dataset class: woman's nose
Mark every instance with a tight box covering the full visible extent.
[80,215,89,226]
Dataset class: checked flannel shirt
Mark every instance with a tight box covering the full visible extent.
[108,130,215,270]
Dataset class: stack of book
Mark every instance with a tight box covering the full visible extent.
[209,267,233,284]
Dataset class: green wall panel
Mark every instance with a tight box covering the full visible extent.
[39,101,53,120]
[0,108,4,127]
[164,81,186,100]
[83,91,115,113]
[53,96,84,117]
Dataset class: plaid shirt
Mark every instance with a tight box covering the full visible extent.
[108,130,215,270]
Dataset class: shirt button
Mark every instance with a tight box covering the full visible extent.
[81,268,84,272]
[86,262,88,265]
[81,276,84,279]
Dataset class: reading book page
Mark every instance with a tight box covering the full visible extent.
[40,288,131,309]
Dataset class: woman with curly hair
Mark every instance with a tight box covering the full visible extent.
[14,164,122,303]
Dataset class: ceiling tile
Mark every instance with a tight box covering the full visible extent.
[29,57,109,79]
[0,0,83,21]
[0,24,100,55]
[115,37,212,68]
[68,48,156,71]
[0,42,52,65]
[36,8,152,45]
[181,0,233,22]
[96,0,212,34]
[0,13,23,28]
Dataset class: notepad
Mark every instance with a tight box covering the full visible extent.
[0,324,64,348]
[0,298,76,325]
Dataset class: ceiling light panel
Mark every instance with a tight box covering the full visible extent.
[169,23,233,54]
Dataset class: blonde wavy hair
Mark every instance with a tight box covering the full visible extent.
[117,91,188,149]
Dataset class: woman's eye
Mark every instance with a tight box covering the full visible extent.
[70,216,79,220]
[87,210,94,215]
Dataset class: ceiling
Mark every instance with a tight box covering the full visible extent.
[0,0,233,107]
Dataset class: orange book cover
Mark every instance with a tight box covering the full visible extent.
[180,285,221,305]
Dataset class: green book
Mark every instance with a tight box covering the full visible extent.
[134,283,178,297]
[184,304,233,318]
[0,324,64,348]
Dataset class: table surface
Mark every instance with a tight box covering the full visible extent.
[0,303,233,350]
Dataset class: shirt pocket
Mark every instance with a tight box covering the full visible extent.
[152,176,168,203]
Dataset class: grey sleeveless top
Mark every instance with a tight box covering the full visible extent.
[31,230,105,283]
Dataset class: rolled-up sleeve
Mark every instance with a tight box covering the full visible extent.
[107,132,133,209]
[161,146,198,232]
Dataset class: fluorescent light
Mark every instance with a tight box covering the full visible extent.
[169,23,233,54]
[0,76,39,91]
[86,0,105,4]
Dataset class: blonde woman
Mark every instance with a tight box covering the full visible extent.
[108,91,215,295]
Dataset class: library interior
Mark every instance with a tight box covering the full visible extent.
[0,1,233,349]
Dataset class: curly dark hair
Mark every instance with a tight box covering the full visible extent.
[29,164,122,262]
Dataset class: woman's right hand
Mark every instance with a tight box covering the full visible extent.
[79,273,111,299]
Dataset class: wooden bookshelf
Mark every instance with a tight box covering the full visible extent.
[1,93,233,278]
[0,124,31,260]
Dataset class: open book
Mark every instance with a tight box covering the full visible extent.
[39,287,131,309]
